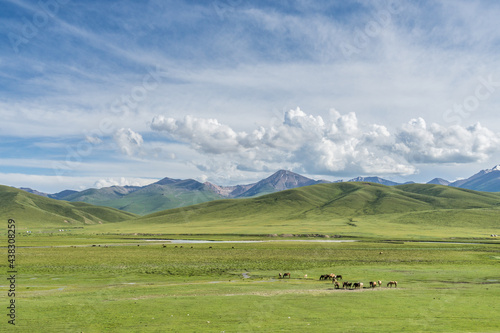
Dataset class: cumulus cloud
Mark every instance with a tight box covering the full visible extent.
[151,115,244,154]
[114,128,144,156]
[395,118,500,163]
[150,108,500,177]
[93,177,154,189]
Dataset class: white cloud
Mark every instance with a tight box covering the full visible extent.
[151,108,500,178]
[4,1,500,189]
[0,173,157,193]
[93,177,153,189]
[151,115,244,154]
[395,118,500,163]
[85,135,103,145]
[114,128,144,156]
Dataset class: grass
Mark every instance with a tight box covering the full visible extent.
[5,239,500,332]
[2,183,500,331]
[109,182,500,239]
[3,183,500,241]
[0,185,137,229]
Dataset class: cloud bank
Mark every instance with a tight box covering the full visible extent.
[151,108,500,177]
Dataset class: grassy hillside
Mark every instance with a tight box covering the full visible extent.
[0,185,137,229]
[113,182,500,238]
[105,183,223,215]
[4,182,500,238]
[61,182,223,215]
[139,182,500,221]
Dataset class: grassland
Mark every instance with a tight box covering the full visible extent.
[106,182,500,240]
[2,182,500,331]
[4,182,500,240]
[5,239,500,332]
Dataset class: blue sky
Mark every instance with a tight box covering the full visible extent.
[1,0,500,192]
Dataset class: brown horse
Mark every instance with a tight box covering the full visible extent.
[352,282,363,289]
[387,281,398,287]
[334,281,341,289]
[369,281,377,288]
[343,281,352,289]
[319,274,329,280]
[335,275,343,280]
[327,273,336,280]
[377,280,382,286]
[282,272,291,279]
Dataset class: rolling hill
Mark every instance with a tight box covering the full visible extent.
[50,178,224,215]
[14,165,500,218]
[131,182,500,233]
[19,170,331,215]
[0,185,137,229]
[4,182,500,238]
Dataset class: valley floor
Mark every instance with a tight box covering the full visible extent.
[3,235,499,332]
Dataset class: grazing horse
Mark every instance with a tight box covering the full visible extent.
[279,273,283,279]
[377,280,382,287]
[327,273,336,280]
[343,281,351,289]
[282,272,291,279]
[387,281,398,288]
[335,275,342,280]
[319,274,329,280]
[334,281,340,289]
[369,281,377,288]
[352,282,362,289]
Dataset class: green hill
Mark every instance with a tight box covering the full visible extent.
[4,182,500,238]
[0,185,137,229]
[140,182,500,220]
[119,182,500,237]
[59,180,223,215]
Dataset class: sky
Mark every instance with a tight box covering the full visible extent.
[1,0,500,193]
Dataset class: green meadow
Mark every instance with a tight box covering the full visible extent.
[1,183,500,331]
[6,239,500,332]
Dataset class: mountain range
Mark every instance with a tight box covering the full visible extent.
[6,179,500,234]
[17,165,500,215]
[135,181,500,234]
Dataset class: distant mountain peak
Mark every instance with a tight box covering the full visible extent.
[265,170,309,183]
[154,177,181,185]
[347,176,400,186]
[20,187,49,197]
[427,178,450,186]
[449,164,500,192]
[232,170,327,198]
[489,165,500,172]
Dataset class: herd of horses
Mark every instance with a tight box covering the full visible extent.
[278,272,398,289]
[278,272,291,279]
